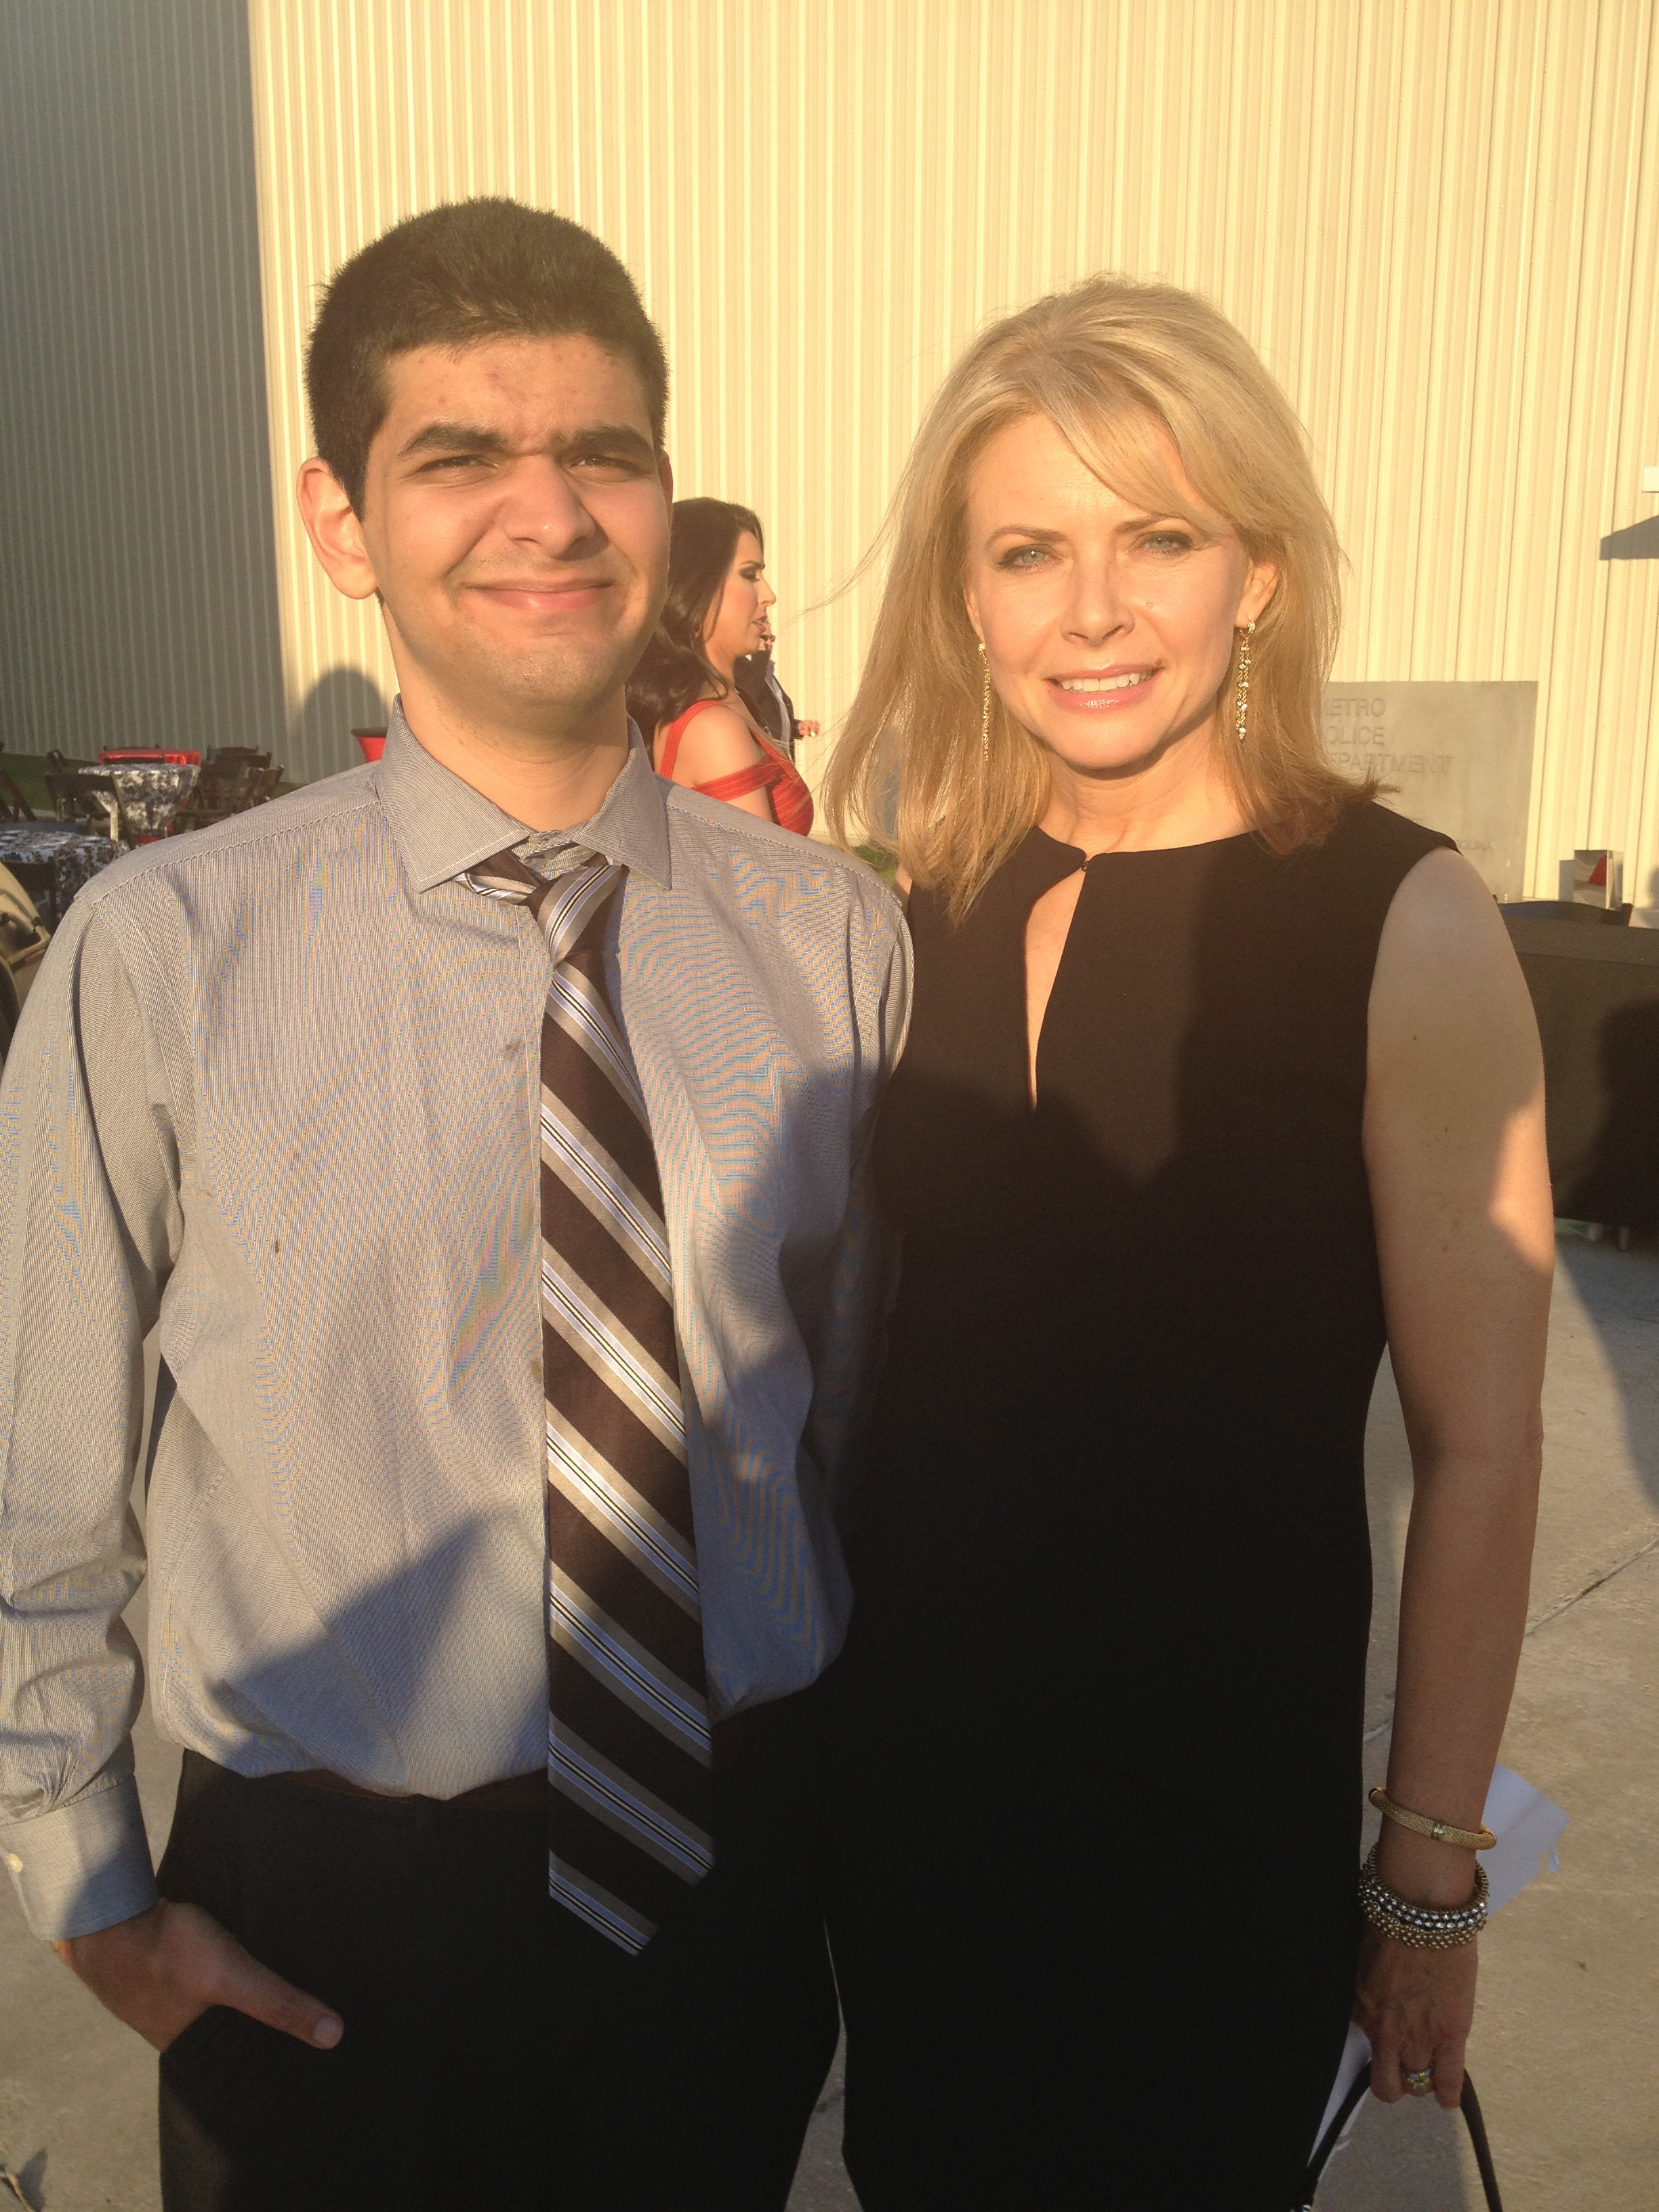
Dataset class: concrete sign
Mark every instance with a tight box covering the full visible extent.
[1321,681,1538,903]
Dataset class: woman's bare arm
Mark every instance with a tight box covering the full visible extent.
[656,702,776,821]
[1357,846,1553,2104]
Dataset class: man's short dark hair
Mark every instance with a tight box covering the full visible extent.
[305,198,669,512]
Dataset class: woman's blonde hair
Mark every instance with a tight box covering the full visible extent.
[822,274,1370,920]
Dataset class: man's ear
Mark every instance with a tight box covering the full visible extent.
[297,459,380,602]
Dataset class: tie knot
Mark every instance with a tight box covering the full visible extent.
[464,846,544,905]
[464,847,623,968]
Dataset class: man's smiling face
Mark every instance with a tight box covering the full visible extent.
[350,331,672,735]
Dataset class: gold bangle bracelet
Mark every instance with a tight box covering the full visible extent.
[1370,1786,1496,1853]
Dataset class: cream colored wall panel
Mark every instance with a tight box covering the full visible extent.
[249,0,1659,907]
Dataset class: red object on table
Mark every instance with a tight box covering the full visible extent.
[101,749,201,766]
[353,729,388,762]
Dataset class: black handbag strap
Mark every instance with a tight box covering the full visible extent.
[1459,2075,1504,2211]
[1300,2066,1504,2210]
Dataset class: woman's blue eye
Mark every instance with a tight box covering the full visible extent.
[999,546,1048,569]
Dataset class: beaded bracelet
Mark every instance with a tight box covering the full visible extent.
[1357,1845,1489,1950]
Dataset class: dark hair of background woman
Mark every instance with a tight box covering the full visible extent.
[626,497,763,737]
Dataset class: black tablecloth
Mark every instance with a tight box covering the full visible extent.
[1502,912,1659,1229]
[0,821,124,929]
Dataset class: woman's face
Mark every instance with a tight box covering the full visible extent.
[962,413,1277,780]
[701,530,776,674]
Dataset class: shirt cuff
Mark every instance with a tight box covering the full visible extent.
[0,1757,157,1941]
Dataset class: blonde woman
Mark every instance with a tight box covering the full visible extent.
[821,279,1550,2209]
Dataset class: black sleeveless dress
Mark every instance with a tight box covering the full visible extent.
[824,803,1453,2211]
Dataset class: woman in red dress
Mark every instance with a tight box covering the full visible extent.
[627,498,814,834]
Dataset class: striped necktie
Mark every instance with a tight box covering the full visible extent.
[467,846,714,1953]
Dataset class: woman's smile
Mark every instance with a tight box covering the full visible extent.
[1045,664,1160,710]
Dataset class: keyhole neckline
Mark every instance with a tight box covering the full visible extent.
[1029,822,1258,870]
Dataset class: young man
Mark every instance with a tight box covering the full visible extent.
[0,200,907,2209]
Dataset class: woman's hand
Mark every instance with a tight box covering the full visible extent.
[1353,1924,1477,2109]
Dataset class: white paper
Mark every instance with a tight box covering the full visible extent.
[1311,2020,1374,2162]
[1477,1762,1570,1914]
[1309,1764,1568,2159]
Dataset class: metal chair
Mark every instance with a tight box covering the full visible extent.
[211,750,285,804]
[0,743,36,821]
[46,771,124,844]
[0,770,35,822]
[169,758,262,834]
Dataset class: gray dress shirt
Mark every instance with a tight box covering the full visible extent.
[0,710,909,1940]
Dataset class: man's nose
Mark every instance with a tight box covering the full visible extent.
[496,457,600,552]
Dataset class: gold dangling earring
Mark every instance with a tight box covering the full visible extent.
[979,640,991,764]
[1233,619,1255,743]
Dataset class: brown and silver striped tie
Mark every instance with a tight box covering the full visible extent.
[468,846,713,1953]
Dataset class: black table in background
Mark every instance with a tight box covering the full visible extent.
[0,820,124,929]
[1501,909,1659,1232]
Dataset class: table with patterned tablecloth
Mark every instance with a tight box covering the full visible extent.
[0,821,124,928]
[64,760,200,840]
[108,761,199,837]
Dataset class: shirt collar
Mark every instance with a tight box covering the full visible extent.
[375,697,673,893]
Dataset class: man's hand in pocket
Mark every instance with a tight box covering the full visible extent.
[53,1900,344,2053]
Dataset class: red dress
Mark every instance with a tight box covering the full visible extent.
[656,698,815,837]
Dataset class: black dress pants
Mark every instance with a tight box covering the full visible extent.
[157,1693,838,2212]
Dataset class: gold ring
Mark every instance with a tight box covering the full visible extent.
[1403,2067,1434,2095]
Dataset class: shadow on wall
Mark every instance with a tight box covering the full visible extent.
[289,668,389,785]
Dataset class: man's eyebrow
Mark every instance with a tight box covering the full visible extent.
[394,420,657,463]
[396,421,515,461]
[560,422,659,462]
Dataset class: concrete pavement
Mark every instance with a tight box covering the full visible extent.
[3,1237,1655,2208]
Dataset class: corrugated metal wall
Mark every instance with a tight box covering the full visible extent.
[248,0,1659,903]
[0,0,285,762]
